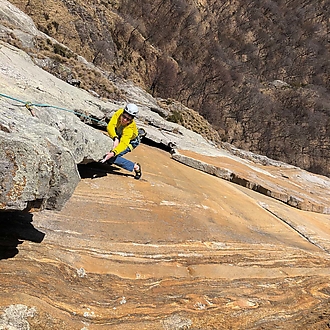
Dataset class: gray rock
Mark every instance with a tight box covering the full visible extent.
[270,79,291,89]
[0,43,112,211]
[0,304,36,330]
[0,1,39,36]
[0,107,80,211]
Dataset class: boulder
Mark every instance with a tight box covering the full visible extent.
[0,109,79,211]
[0,43,112,211]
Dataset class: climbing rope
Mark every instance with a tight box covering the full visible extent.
[0,92,107,127]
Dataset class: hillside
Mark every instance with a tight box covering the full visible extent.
[6,0,330,177]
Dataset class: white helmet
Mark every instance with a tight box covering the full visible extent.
[124,103,139,117]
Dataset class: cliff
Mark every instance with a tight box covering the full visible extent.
[1,2,330,329]
[7,0,330,177]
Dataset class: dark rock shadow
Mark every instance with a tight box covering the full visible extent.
[78,162,133,179]
[0,211,45,260]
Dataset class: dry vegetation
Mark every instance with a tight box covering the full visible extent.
[8,0,330,177]
[158,98,223,144]
[30,36,123,100]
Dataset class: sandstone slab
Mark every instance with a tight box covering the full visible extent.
[1,146,330,329]
[173,149,330,214]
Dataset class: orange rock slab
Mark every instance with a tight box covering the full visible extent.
[1,145,330,329]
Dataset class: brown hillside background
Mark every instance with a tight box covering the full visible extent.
[9,0,330,177]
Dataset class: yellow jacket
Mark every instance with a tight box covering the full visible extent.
[107,109,139,155]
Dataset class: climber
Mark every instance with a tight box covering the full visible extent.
[100,103,142,179]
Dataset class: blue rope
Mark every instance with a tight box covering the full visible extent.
[0,92,107,126]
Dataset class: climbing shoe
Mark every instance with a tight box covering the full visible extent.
[134,163,142,180]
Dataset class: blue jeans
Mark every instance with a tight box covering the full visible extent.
[108,147,135,172]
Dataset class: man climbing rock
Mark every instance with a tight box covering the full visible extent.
[101,103,142,179]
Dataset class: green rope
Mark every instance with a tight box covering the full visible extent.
[0,92,107,126]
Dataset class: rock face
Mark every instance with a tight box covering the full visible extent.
[7,0,330,178]
[1,146,330,329]
[172,149,330,214]
[1,4,330,329]
[0,43,112,211]
[1,0,330,214]
[0,108,79,211]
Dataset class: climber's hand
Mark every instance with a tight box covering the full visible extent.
[100,152,114,163]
